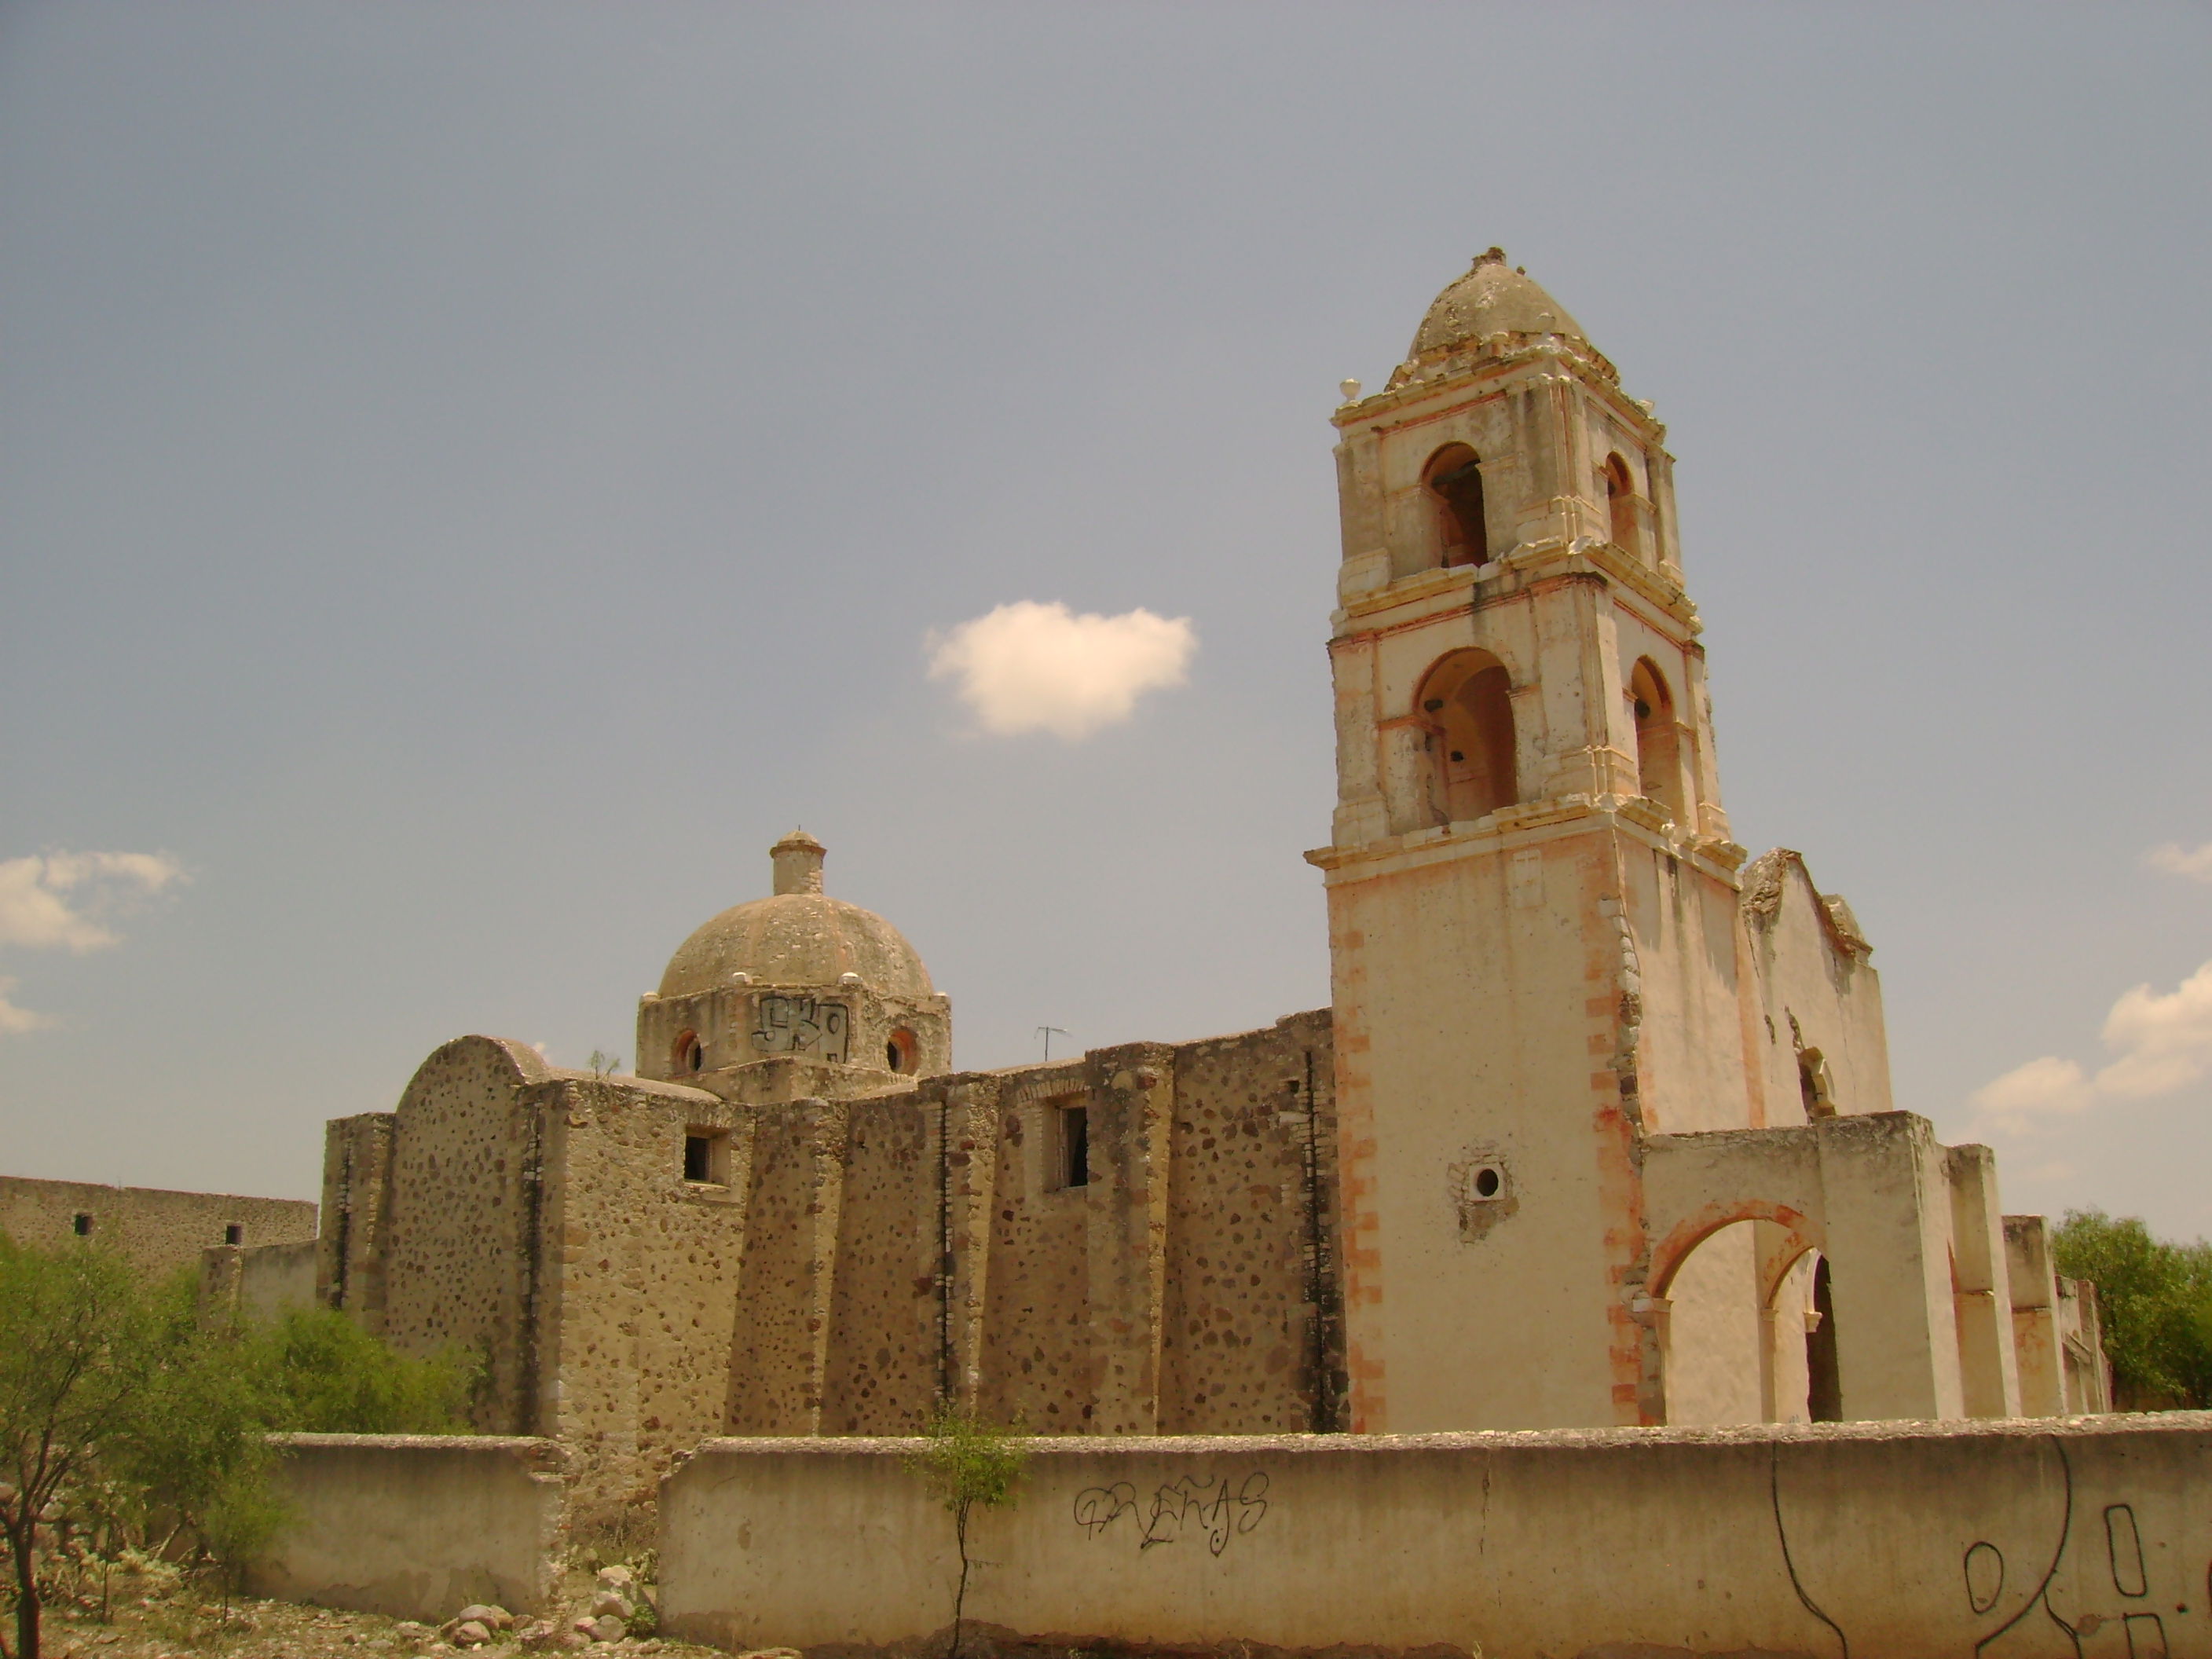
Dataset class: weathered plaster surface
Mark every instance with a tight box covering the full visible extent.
[247,1434,567,1621]
[660,1416,2212,1659]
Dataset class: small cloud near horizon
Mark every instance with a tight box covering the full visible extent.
[927,600,1196,741]
[1970,959,2212,1132]
[0,977,53,1035]
[0,851,188,1035]
[2145,841,2212,884]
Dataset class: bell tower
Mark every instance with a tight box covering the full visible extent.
[1309,251,1757,1432]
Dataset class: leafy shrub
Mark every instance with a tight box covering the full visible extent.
[0,1235,483,1658]
[2053,1208,2212,1409]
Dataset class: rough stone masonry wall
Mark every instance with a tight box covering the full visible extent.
[325,1015,1345,1521]
[531,1071,734,1523]
[818,1093,939,1433]
[727,1098,848,1435]
[712,1013,1344,1448]
[377,1038,547,1430]
[660,1415,2212,1659]
[976,1061,1107,1434]
[0,1174,315,1273]
[1159,1009,1342,1434]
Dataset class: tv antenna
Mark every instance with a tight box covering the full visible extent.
[1036,1025,1071,1062]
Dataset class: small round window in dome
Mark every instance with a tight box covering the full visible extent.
[674,1031,703,1075]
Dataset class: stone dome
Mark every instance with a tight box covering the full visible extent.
[1409,247,1588,360]
[656,831,935,1002]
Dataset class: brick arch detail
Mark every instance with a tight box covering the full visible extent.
[1647,1199,1825,1302]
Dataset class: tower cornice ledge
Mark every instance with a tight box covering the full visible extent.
[1336,540,1698,635]
[1306,798,1747,884]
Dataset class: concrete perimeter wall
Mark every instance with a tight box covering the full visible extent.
[248,1435,566,1621]
[661,1416,2212,1659]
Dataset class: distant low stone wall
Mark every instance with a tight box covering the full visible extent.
[248,1435,566,1621]
[0,1175,315,1275]
[201,1238,320,1323]
[659,1416,2212,1659]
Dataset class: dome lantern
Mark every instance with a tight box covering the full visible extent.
[638,832,950,1090]
[771,829,826,896]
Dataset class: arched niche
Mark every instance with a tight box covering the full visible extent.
[1602,452,1639,555]
[1628,657,1684,826]
[1415,649,1518,824]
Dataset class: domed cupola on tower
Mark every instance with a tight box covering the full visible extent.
[635,830,950,1097]
[1389,247,1618,392]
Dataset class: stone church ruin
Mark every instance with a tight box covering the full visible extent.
[7,255,2114,1547]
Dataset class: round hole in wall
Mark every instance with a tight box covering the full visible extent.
[886,1027,919,1074]
[1474,1166,1501,1199]
[1423,698,1445,712]
[1449,750,1465,763]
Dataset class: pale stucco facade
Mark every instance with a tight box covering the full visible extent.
[1309,250,2105,1437]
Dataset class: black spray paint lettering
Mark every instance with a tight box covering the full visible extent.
[1072,1471,1269,1557]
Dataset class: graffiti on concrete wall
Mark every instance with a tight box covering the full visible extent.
[1073,1470,1270,1558]
[1772,1437,2203,1657]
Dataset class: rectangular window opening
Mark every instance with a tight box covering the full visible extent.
[224,1222,244,1246]
[1060,1104,1090,1191]
[71,1213,92,1236]
[684,1130,731,1186]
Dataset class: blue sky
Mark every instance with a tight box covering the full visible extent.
[3,2,2209,1237]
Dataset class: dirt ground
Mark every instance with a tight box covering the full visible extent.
[26,1560,730,1659]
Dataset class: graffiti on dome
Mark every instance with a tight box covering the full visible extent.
[752,996,849,1063]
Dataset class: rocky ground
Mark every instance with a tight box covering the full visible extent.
[29,1558,760,1659]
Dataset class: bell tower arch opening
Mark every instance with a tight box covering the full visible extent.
[1602,452,1639,556]
[1628,657,1683,825]
[1417,650,1517,824]
[1423,443,1489,569]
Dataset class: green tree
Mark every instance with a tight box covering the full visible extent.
[247,1307,478,1434]
[0,1237,159,1659]
[904,1404,1026,1659]
[2052,1208,2212,1409]
[1,1240,483,1659]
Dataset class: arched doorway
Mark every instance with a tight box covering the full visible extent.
[1807,1255,1842,1422]
[1648,1207,1832,1426]
[1660,1218,1768,1425]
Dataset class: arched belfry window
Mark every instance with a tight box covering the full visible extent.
[1417,650,1517,823]
[1602,454,1638,554]
[1424,444,1489,569]
[1628,657,1683,824]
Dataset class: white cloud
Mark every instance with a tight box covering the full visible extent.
[1972,1055,2093,1124]
[0,978,54,1035]
[0,851,185,953]
[0,851,186,1038]
[2145,841,2212,884]
[1971,959,2212,1132]
[927,600,1196,741]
